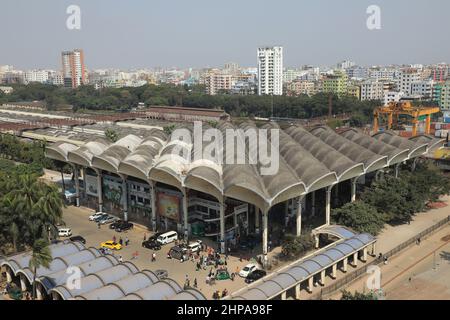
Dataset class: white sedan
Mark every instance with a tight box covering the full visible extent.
[239,263,258,278]
[89,212,105,221]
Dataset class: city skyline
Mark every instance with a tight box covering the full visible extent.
[1,0,450,70]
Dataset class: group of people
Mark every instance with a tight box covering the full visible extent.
[212,288,228,300]
[112,235,129,246]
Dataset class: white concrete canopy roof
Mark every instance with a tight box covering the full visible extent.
[46,124,431,210]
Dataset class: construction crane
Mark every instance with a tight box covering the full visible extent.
[373,101,440,136]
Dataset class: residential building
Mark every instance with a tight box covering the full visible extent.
[62,49,87,88]
[398,68,421,95]
[347,85,361,100]
[411,80,434,99]
[441,81,450,111]
[384,91,405,105]
[286,80,317,97]
[337,60,355,70]
[257,46,283,95]
[204,71,233,95]
[24,70,51,84]
[360,80,384,101]
[322,70,348,97]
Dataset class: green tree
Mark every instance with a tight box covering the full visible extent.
[340,290,378,300]
[332,201,386,235]
[281,233,315,259]
[29,239,52,299]
[104,128,119,143]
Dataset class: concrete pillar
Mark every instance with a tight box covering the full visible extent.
[255,207,260,234]
[371,243,376,256]
[394,163,400,178]
[351,177,357,203]
[74,165,80,207]
[36,284,43,300]
[262,208,269,267]
[333,183,340,206]
[311,191,316,217]
[314,234,319,249]
[182,188,189,242]
[20,275,27,292]
[296,196,303,237]
[353,252,358,268]
[284,199,289,227]
[150,181,157,231]
[122,177,128,222]
[307,277,314,293]
[362,248,368,262]
[295,284,301,300]
[96,170,103,212]
[281,291,287,300]
[6,268,12,283]
[342,257,348,273]
[325,186,332,225]
[320,270,326,286]
[220,199,225,254]
[331,264,337,279]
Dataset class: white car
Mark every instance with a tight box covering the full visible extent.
[89,212,106,221]
[100,216,118,225]
[239,263,258,278]
[58,228,72,237]
[187,240,202,253]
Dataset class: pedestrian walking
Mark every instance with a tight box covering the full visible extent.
[119,237,123,246]
[97,222,101,229]
[125,237,129,246]
[194,278,198,288]
[113,235,116,243]
[384,256,388,265]
[143,233,147,241]
[152,252,156,262]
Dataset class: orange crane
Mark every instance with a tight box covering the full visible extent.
[373,101,440,136]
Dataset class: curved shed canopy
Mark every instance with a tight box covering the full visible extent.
[313,225,357,240]
[232,233,376,300]
[372,131,428,159]
[409,135,445,153]
[46,124,430,210]
[4,241,205,300]
[339,128,410,165]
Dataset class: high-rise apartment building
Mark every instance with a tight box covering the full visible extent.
[322,70,348,98]
[441,81,450,111]
[360,80,384,101]
[62,49,86,88]
[257,46,283,95]
[398,68,420,95]
[204,71,233,95]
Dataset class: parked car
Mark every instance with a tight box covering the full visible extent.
[239,263,258,278]
[215,269,231,281]
[100,241,122,250]
[69,235,86,244]
[154,269,168,280]
[93,213,108,223]
[169,245,188,261]
[142,239,161,250]
[58,228,72,237]
[156,231,178,245]
[245,269,267,283]
[109,220,124,230]
[99,215,118,225]
[148,232,163,242]
[115,221,134,232]
[89,212,106,221]
[186,240,202,253]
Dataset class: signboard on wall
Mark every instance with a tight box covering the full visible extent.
[103,175,125,206]
[85,174,98,196]
[157,192,180,222]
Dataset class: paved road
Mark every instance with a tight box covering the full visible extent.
[62,205,256,300]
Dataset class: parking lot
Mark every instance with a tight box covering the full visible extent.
[62,205,260,299]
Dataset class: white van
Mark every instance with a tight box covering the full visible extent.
[58,228,72,237]
[187,240,202,253]
[156,231,178,245]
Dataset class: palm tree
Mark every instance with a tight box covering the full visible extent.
[29,239,52,300]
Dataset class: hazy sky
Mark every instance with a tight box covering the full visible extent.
[1,0,449,69]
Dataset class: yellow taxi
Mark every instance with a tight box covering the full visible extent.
[100,241,122,250]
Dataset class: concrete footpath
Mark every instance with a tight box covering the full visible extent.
[324,195,450,300]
